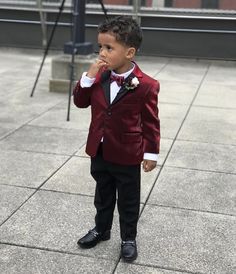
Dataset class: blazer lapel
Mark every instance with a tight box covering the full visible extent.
[111,73,134,105]
[101,70,111,105]
[112,62,144,105]
[101,63,144,106]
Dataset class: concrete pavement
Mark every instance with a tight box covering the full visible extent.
[0,48,235,274]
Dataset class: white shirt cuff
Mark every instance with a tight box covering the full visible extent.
[143,153,158,161]
[80,72,96,88]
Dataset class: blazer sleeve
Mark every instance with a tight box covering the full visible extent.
[141,80,160,154]
[73,80,92,108]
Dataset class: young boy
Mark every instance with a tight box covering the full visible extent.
[73,16,160,262]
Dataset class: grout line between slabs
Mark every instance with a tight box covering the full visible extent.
[0,100,65,142]
[0,152,77,228]
[153,58,171,78]
[131,261,204,274]
[139,62,212,217]
[0,241,115,263]
[145,203,236,218]
[112,60,212,274]
[164,164,236,176]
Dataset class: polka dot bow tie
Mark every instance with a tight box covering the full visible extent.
[110,74,125,87]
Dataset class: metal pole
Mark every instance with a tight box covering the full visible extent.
[97,0,108,20]
[133,0,141,25]
[76,0,85,43]
[37,0,47,48]
[66,0,108,121]
[64,0,93,55]
[66,0,79,121]
[30,0,66,97]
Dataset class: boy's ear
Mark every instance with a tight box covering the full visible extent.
[126,47,136,59]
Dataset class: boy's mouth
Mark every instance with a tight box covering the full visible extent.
[99,58,108,64]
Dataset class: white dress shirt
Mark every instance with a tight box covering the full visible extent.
[80,67,158,162]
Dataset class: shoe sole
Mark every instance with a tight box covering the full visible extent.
[121,254,137,262]
[78,235,111,249]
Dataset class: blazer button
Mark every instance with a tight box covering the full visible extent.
[107,111,112,116]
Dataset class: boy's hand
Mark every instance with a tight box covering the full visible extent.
[142,160,157,172]
[86,59,108,78]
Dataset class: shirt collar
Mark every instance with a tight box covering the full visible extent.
[111,63,135,79]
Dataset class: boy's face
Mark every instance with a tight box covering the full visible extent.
[98,32,135,74]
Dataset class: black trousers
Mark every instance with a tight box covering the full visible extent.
[90,144,141,241]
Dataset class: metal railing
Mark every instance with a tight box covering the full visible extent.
[1,0,236,11]
[0,0,63,9]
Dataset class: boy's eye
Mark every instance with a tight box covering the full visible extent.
[97,44,113,52]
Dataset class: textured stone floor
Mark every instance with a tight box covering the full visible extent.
[0,48,235,274]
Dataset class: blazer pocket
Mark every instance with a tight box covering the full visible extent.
[121,132,142,143]
[123,98,141,105]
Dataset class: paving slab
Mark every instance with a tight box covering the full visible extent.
[159,103,189,139]
[0,190,121,261]
[194,82,236,109]
[29,106,91,131]
[204,61,236,86]
[0,125,87,155]
[157,138,173,166]
[0,70,49,98]
[0,48,42,63]
[140,167,161,203]
[115,263,189,274]
[178,106,236,145]
[137,57,169,78]
[0,185,35,224]
[1,48,236,274]
[136,205,236,274]
[0,150,68,188]
[157,59,209,83]
[0,102,46,126]
[5,86,65,106]
[0,244,116,274]
[0,123,18,139]
[148,166,236,215]
[166,140,236,173]
[0,79,32,99]
[74,143,95,158]
[0,66,40,85]
[159,80,198,105]
[42,157,95,196]
[0,95,64,129]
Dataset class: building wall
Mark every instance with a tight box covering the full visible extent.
[173,0,201,8]
[171,0,236,10]
[220,0,236,10]
[103,0,129,4]
[0,6,235,59]
[91,0,236,9]
[152,0,165,7]
[12,0,235,10]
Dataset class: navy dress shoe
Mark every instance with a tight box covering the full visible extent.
[77,228,110,249]
[121,240,137,262]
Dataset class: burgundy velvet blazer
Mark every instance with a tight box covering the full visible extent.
[73,64,160,165]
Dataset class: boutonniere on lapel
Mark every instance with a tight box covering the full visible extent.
[124,77,139,91]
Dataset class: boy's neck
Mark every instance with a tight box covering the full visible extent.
[113,61,134,75]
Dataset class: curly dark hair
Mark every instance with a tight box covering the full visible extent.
[98,16,143,50]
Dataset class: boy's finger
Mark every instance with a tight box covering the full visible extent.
[142,161,147,171]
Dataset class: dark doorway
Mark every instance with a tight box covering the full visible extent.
[202,0,219,9]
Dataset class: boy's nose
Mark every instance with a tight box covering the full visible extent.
[99,48,106,58]
[99,53,105,59]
